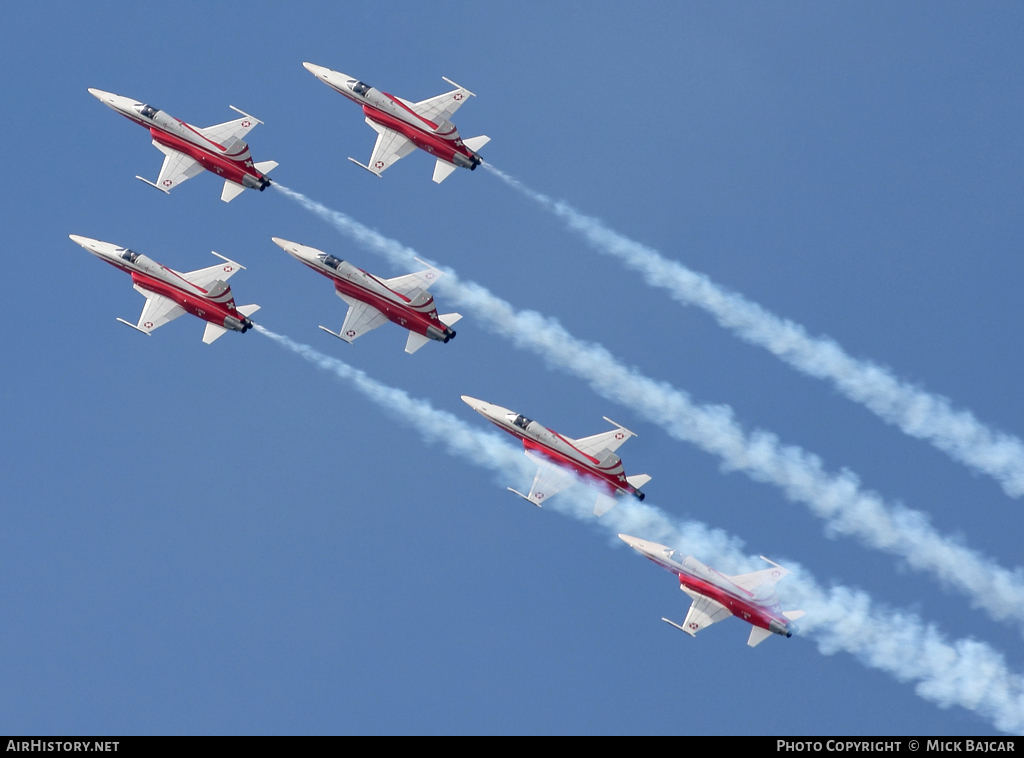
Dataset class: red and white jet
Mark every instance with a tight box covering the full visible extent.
[461,396,651,516]
[89,88,278,202]
[272,238,461,353]
[619,534,805,647]
[302,63,489,184]
[70,235,259,343]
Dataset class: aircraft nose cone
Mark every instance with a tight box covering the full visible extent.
[69,234,100,252]
[270,236,292,251]
[87,87,115,102]
[302,62,327,78]
[460,395,488,413]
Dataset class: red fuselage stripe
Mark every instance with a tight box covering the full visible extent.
[131,271,238,327]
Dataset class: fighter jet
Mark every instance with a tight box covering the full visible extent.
[619,534,805,647]
[461,396,651,515]
[70,235,259,343]
[302,62,489,183]
[88,88,278,202]
[272,238,461,354]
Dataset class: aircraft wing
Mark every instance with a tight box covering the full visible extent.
[677,589,733,636]
[335,294,389,343]
[362,119,418,175]
[518,451,577,506]
[130,285,187,334]
[383,266,444,297]
[151,142,205,192]
[573,426,637,457]
[179,253,244,291]
[198,116,258,146]
[411,86,473,124]
[728,561,790,594]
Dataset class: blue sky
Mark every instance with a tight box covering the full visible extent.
[2,1,1024,735]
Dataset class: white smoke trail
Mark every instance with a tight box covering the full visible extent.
[254,324,1024,733]
[482,164,1024,500]
[273,183,1024,631]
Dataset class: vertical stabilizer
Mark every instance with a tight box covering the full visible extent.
[221,181,246,203]
[747,626,773,647]
[405,331,432,354]
[202,323,229,344]
[594,493,618,517]
[432,160,458,184]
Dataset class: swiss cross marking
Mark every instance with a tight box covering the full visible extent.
[223,265,233,273]
[689,622,699,630]
[241,120,251,127]
[245,159,254,168]
[345,330,356,338]
[618,474,626,482]
[425,272,435,279]
[162,179,172,187]
[614,431,625,440]
[429,312,437,320]
[143,321,154,329]
[374,160,385,169]
[536,492,545,500]
[454,93,464,101]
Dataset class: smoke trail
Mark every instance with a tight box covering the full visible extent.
[482,164,1024,500]
[273,184,1024,632]
[254,324,1024,733]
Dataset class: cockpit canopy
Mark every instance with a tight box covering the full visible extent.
[117,248,140,264]
[505,413,532,430]
[136,104,159,119]
[317,253,344,270]
[350,80,371,97]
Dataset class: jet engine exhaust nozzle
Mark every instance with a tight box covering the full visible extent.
[769,619,792,638]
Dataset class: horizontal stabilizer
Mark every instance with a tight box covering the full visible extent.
[438,313,462,328]
[661,617,693,636]
[253,160,278,174]
[237,304,260,317]
[116,317,151,335]
[202,323,229,344]
[348,157,383,177]
[405,331,432,354]
[783,610,806,621]
[626,474,651,489]
[432,159,458,184]
[508,488,542,508]
[594,493,618,517]
[135,176,171,195]
[319,325,348,342]
[747,626,773,648]
[463,135,490,152]
[221,181,246,203]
